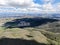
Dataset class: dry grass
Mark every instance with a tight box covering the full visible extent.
[0,27,49,44]
[0,18,60,45]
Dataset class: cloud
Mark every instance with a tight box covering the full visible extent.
[42,0,55,4]
[0,0,38,7]
[7,0,33,7]
[54,3,60,13]
[0,0,60,14]
[0,0,42,13]
[0,0,6,5]
[41,3,56,13]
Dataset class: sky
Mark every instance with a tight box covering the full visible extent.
[0,0,60,14]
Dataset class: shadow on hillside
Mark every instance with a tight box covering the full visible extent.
[3,17,59,28]
[0,38,47,45]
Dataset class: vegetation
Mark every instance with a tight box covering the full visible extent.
[0,17,60,45]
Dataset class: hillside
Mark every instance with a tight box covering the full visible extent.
[0,17,60,45]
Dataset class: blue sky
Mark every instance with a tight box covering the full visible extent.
[34,0,60,4]
[0,0,60,14]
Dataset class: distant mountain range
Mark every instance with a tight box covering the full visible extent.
[0,13,60,19]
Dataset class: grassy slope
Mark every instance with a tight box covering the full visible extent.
[0,18,60,45]
[0,27,60,45]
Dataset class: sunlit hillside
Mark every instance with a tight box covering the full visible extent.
[0,17,60,45]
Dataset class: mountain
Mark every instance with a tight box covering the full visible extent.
[0,13,60,20]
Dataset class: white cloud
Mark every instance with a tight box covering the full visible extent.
[42,3,56,13]
[0,0,60,14]
[0,0,7,5]
[55,3,60,10]
[0,0,38,7]
[42,0,54,4]
[0,0,42,13]
[54,3,60,14]
[7,0,33,7]
[43,0,52,2]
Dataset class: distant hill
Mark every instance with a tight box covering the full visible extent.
[3,17,59,28]
[0,14,60,20]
